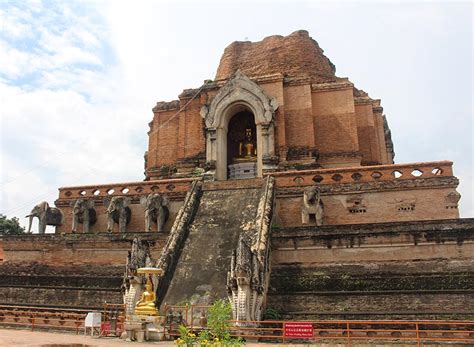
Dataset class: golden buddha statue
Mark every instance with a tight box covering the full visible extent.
[134,275,158,316]
[235,128,257,162]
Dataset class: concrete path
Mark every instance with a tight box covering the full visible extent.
[0,328,337,347]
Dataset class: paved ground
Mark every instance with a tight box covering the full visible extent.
[0,328,336,347]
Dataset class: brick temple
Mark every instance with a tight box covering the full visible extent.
[1,30,472,321]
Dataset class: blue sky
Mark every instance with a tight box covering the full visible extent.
[1,1,472,228]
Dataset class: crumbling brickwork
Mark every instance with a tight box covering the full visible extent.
[146,30,395,178]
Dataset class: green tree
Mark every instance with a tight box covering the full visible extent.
[0,214,26,235]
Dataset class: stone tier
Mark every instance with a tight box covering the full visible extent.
[268,218,474,320]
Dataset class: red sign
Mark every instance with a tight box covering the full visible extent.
[284,322,314,338]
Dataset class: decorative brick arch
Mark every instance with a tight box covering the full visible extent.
[201,71,279,180]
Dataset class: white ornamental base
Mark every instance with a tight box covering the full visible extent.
[228,162,257,180]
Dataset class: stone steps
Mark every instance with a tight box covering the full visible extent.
[160,185,264,306]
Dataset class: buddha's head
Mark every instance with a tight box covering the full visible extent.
[145,277,153,292]
[245,128,252,140]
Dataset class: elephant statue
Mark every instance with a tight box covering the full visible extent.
[104,196,132,233]
[301,186,324,226]
[26,201,64,234]
[140,193,170,232]
[70,198,97,233]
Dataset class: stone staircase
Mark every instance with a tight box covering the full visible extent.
[158,178,268,307]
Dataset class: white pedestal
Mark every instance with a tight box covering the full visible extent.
[228,162,257,179]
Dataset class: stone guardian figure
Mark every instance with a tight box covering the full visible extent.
[140,193,170,232]
[26,201,64,234]
[301,186,324,226]
[104,196,132,233]
[70,198,97,233]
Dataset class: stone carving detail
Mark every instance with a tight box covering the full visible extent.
[104,196,132,233]
[122,237,154,317]
[227,235,264,322]
[201,71,278,180]
[201,70,278,129]
[155,180,202,305]
[396,198,416,212]
[140,193,170,232]
[346,195,367,214]
[445,191,461,209]
[26,201,63,234]
[227,176,275,323]
[70,198,96,233]
[301,187,324,226]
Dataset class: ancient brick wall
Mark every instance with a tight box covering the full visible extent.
[144,31,397,176]
[355,103,382,165]
[275,186,459,227]
[0,263,123,308]
[272,161,459,227]
[1,233,167,265]
[215,30,336,83]
[268,219,474,320]
[312,87,359,164]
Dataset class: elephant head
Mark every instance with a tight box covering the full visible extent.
[26,201,63,234]
[302,186,324,226]
[104,196,132,233]
[70,198,96,233]
[303,186,321,206]
[26,201,49,233]
[140,193,170,232]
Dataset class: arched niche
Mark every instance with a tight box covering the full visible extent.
[200,71,279,180]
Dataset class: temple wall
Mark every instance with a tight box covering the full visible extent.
[52,162,458,234]
[0,233,167,265]
[146,79,396,175]
[271,161,459,227]
[150,108,180,167]
[275,186,459,227]
[273,238,473,264]
[311,88,360,167]
[375,112,389,164]
[55,178,194,234]
[179,98,205,159]
[283,84,315,148]
[260,80,285,149]
[0,287,122,308]
[0,263,124,308]
[269,219,474,320]
[355,103,381,165]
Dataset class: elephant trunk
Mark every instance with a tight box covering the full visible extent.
[26,215,33,233]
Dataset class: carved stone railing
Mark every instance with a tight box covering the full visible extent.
[154,180,203,305]
[227,176,275,323]
[57,178,199,200]
[267,161,454,187]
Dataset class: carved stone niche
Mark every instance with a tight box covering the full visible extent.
[445,191,461,209]
[200,70,279,180]
[346,195,367,214]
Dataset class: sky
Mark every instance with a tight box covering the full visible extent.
[1,0,473,229]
